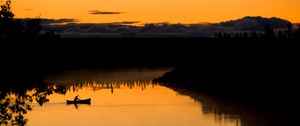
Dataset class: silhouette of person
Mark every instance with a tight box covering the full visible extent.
[74,95,80,102]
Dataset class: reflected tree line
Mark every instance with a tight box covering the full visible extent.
[171,88,293,126]
[0,81,156,125]
[0,84,67,126]
[43,81,156,94]
[0,0,60,39]
[216,22,300,39]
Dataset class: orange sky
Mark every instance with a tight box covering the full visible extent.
[10,0,300,24]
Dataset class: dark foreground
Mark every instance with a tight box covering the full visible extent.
[0,38,299,125]
[1,38,298,72]
[1,38,299,85]
[1,38,299,86]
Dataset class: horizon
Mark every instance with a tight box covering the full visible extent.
[14,16,298,38]
[11,0,300,24]
[16,16,300,26]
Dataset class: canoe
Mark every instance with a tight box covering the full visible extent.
[66,98,91,104]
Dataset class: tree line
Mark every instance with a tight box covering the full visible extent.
[0,0,60,39]
[216,22,300,39]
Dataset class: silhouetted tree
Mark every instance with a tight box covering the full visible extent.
[243,32,248,38]
[214,33,218,38]
[25,18,42,38]
[39,30,61,39]
[223,33,230,38]
[235,33,240,38]
[217,32,222,38]
[223,33,227,38]
[287,22,293,34]
[278,30,283,38]
[239,33,243,38]
[0,84,68,125]
[0,0,23,38]
[250,32,258,38]
[264,24,275,38]
[1,0,44,39]
[0,0,14,20]
[296,25,300,39]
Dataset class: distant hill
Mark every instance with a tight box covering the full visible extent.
[217,16,291,31]
[14,16,293,38]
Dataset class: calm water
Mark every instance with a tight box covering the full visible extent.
[0,68,285,126]
[25,83,240,126]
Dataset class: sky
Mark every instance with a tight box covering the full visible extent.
[10,0,300,24]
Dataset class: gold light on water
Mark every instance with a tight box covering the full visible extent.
[24,82,240,126]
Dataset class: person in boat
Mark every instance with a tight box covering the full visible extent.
[74,95,80,102]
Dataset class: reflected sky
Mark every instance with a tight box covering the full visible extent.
[26,82,240,126]
[11,0,300,24]
[1,68,289,126]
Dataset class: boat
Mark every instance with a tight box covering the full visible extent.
[66,98,91,104]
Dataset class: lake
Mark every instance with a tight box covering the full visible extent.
[0,68,287,126]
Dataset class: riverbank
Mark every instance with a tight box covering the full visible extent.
[1,38,299,86]
[153,39,299,109]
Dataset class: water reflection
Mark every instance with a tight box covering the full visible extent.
[0,93,31,126]
[0,69,289,126]
[0,84,67,125]
[170,88,293,126]
[1,81,241,126]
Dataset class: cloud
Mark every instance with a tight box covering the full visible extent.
[40,21,269,38]
[42,22,224,38]
[89,10,123,15]
[18,16,290,38]
[24,9,33,11]
[41,18,78,25]
[18,18,79,28]
[105,21,140,25]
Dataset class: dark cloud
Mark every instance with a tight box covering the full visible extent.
[105,21,140,25]
[89,10,123,15]
[19,18,78,25]
[24,9,33,11]
[42,22,222,38]
[41,18,78,25]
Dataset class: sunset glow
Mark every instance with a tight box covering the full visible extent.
[26,83,239,126]
[12,0,300,24]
